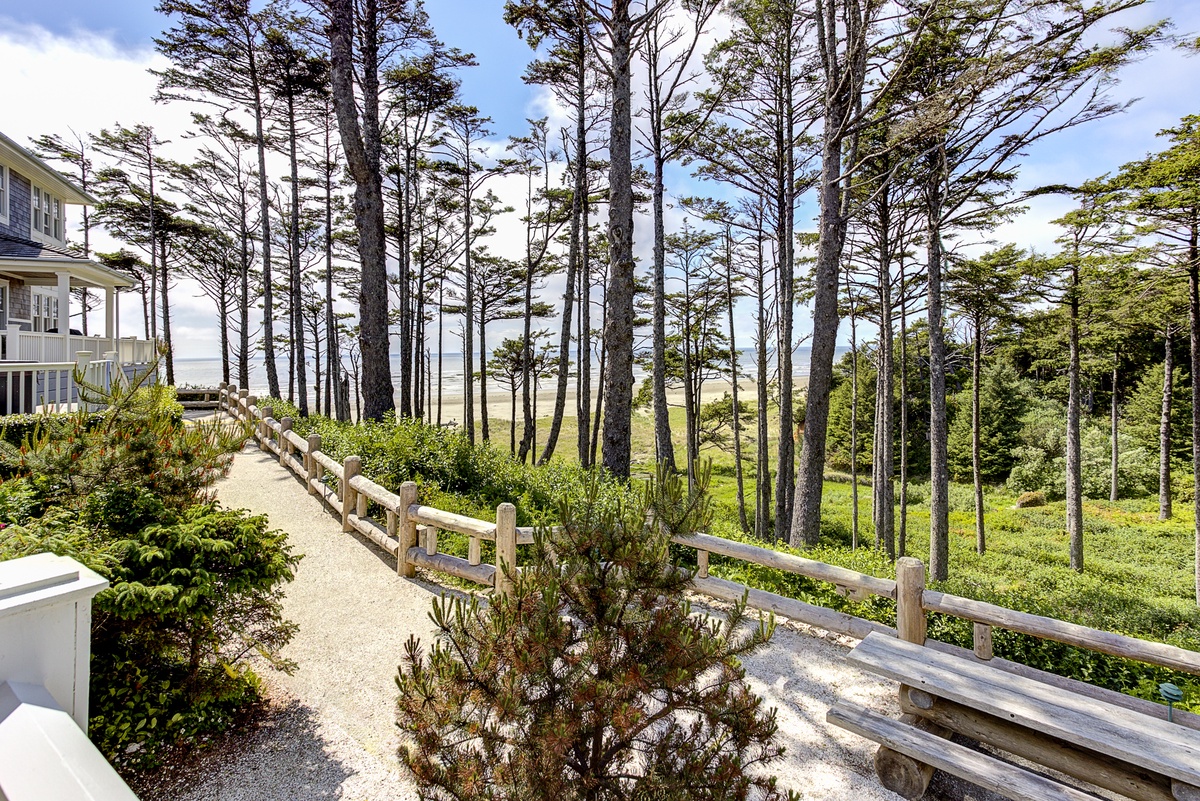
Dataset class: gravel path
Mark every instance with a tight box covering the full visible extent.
[160,444,920,800]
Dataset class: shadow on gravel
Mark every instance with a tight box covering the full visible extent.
[131,698,357,801]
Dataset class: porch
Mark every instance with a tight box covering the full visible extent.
[0,330,156,364]
[0,242,156,366]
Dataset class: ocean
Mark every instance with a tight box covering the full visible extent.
[173,346,852,399]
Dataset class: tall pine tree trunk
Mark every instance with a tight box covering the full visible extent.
[578,196,592,466]
[160,237,174,385]
[849,306,859,550]
[1111,358,1120,502]
[1159,329,1174,521]
[249,42,279,399]
[755,224,771,540]
[601,1,635,480]
[792,74,845,547]
[726,233,748,533]
[972,322,985,554]
[329,0,394,421]
[651,147,676,471]
[898,256,909,558]
[1067,264,1084,572]
[1188,228,1200,604]
[927,158,950,582]
[289,96,308,416]
[540,28,585,465]
[874,219,895,559]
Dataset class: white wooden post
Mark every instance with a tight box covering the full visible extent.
[0,554,137,800]
[104,286,115,341]
[55,272,70,336]
[0,554,108,729]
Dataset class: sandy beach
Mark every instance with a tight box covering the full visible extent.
[424,375,811,429]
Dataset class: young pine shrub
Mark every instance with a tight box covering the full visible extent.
[395,466,795,800]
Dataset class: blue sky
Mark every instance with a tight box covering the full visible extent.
[1,0,1198,361]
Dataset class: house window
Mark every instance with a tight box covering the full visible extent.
[0,166,8,223]
[29,186,63,243]
[32,294,42,332]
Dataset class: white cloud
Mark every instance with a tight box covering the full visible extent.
[0,18,225,361]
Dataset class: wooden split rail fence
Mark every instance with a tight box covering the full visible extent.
[218,383,1200,726]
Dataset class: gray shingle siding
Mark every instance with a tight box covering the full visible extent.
[0,168,32,241]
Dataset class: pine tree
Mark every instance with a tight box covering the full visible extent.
[396,467,794,801]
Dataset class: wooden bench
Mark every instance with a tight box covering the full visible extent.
[828,632,1200,801]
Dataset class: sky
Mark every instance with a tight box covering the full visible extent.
[0,0,1198,364]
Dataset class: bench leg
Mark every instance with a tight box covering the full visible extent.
[874,713,952,800]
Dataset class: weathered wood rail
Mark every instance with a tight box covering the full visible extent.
[218,383,1200,728]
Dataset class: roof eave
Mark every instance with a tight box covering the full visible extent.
[0,132,97,206]
[0,256,136,289]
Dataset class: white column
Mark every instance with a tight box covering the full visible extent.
[55,272,70,335]
[104,287,115,340]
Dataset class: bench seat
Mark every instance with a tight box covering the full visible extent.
[827,701,1104,801]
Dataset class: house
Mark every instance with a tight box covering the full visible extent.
[0,130,155,412]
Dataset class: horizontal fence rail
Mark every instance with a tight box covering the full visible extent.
[218,383,1200,725]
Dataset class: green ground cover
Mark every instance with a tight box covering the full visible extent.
[266,398,1200,712]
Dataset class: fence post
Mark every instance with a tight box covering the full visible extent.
[495,503,517,600]
[260,406,274,451]
[306,434,321,494]
[238,389,248,420]
[974,623,994,660]
[397,481,418,577]
[279,418,293,465]
[218,381,227,412]
[341,456,361,532]
[895,557,927,646]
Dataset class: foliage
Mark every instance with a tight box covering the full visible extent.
[1007,398,1158,500]
[266,399,616,526]
[0,371,296,769]
[1124,362,1193,466]
[1014,490,1046,508]
[947,361,1030,483]
[825,352,876,472]
[396,466,794,800]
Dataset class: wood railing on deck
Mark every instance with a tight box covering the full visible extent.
[218,382,1200,727]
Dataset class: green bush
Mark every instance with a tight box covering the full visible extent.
[0,372,295,770]
[1007,399,1158,500]
[1014,490,1046,508]
[266,400,611,525]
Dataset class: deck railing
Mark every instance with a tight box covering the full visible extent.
[0,357,120,415]
[0,329,155,365]
[220,383,1200,729]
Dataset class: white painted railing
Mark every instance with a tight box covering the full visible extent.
[0,553,138,800]
[2,328,155,365]
[0,358,118,415]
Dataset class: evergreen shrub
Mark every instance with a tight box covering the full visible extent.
[0,371,297,769]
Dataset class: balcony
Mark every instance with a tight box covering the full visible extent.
[1,329,156,365]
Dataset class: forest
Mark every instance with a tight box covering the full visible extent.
[37,0,1200,603]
